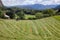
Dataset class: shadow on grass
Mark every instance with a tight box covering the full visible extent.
[0,35,17,39]
[0,16,54,21]
[16,16,51,21]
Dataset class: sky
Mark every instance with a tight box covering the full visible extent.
[1,0,60,6]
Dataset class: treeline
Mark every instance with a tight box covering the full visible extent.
[0,7,60,20]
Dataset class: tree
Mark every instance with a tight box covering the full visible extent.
[0,10,4,18]
[16,11,25,19]
[6,10,15,19]
[0,10,2,18]
[43,9,56,16]
[35,12,43,19]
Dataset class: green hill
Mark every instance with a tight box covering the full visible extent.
[0,16,60,40]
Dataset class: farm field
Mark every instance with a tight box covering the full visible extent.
[0,16,60,40]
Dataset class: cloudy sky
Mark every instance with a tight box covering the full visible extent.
[1,0,60,6]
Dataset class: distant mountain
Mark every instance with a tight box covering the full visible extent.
[55,5,60,9]
[17,4,45,10]
[7,4,58,10]
[16,4,57,10]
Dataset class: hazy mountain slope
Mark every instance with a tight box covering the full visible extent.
[8,4,57,10]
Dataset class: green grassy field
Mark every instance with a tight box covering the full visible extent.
[0,16,60,40]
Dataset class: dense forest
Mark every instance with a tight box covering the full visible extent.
[0,7,60,20]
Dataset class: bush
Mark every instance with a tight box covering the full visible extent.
[57,12,60,15]
[35,13,43,19]
[28,17,36,20]
[43,14,50,17]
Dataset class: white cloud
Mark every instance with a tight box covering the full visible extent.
[2,0,25,6]
[1,0,60,6]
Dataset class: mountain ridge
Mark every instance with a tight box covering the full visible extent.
[12,4,58,10]
[3,4,59,10]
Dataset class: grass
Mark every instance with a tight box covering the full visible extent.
[53,15,60,21]
[25,14,36,19]
[0,16,60,40]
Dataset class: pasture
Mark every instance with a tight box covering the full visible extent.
[0,16,60,40]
